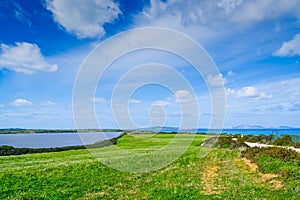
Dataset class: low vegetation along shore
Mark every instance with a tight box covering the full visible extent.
[0,133,299,199]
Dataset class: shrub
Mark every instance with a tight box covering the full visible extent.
[272,135,293,146]
[201,136,249,150]
[257,155,300,182]
[241,146,300,163]
[244,134,274,144]
[242,147,300,189]
[217,136,232,148]
[294,142,300,148]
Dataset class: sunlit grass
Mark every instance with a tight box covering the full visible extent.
[0,134,299,199]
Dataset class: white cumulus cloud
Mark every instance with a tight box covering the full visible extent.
[228,86,272,100]
[10,98,32,106]
[206,73,227,86]
[46,0,122,38]
[273,33,300,57]
[175,90,194,103]
[0,42,57,74]
[237,87,258,97]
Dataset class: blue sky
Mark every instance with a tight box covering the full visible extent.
[0,0,300,129]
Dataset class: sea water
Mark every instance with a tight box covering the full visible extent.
[0,132,122,148]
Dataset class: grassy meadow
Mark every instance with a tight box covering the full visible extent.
[0,134,299,199]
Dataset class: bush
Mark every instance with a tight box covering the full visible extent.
[241,146,300,163]
[294,142,300,148]
[217,136,232,148]
[201,136,249,150]
[242,146,300,190]
[272,135,293,146]
[257,156,300,182]
[244,134,274,144]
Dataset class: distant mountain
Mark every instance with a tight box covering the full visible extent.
[277,126,297,129]
[137,126,179,132]
[135,125,299,132]
[232,125,270,129]
[233,125,297,129]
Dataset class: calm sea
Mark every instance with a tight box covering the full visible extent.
[0,132,122,148]
[196,129,300,136]
[157,128,300,136]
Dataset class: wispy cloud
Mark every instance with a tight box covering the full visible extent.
[91,97,107,104]
[40,101,56,106]
[289,103,300,111]
[153,100,171,106]
[129,99,142,104]
[136,0,300,33]
[227,70,235,76]
[273,33,300,57]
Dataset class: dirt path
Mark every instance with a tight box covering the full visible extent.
[245,142,300,153]
[234,157,283,190]
[200,149,284,196]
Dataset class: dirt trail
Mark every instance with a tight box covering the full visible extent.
[234,157,283,190]
[201,164,220,194]
[200,150,284,195]
[200,151,227,195]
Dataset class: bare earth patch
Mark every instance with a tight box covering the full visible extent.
[201,165,220,194]
[79,191,106,200]
[241,158,258,171]
[236,158,283,190]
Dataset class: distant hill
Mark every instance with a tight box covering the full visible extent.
[233,125,268,129]
[137,126,179,132]
[233,125,297,129]
[136,125,299,132]
[277,126,297,129]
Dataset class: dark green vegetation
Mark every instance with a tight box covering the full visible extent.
[0,134,299,199]
[0,145,86,156]
[210,134,300,148]
[272,135,294,146]
[242,147,300,192]
[241,134,274,144]
[202,135,249,149]
[243,134,300,147]
[0,129,123,134]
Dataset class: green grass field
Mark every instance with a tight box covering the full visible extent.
[0,134,299,199]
